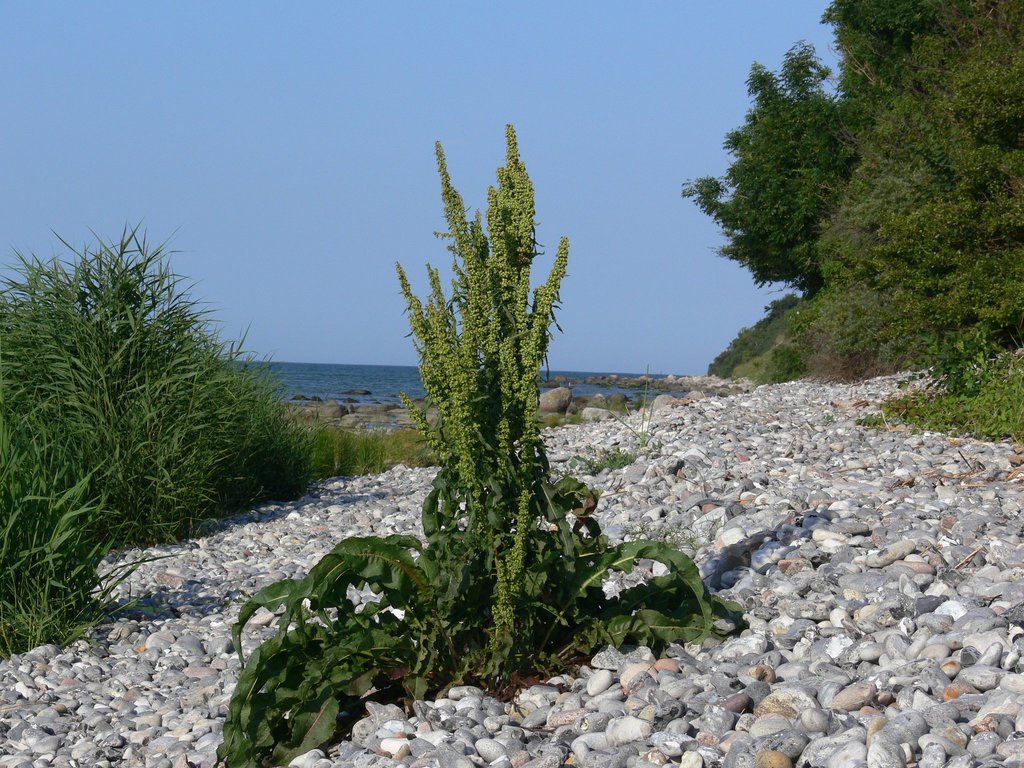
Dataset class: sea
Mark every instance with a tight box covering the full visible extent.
[265,362,659,405]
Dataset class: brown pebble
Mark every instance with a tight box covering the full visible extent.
[639,749,668,765]
[755,751,793,768]
[937,724,969,748]
[945,682,980,700]
[547,708,586,727]
[510,750,531,768]
[865,716,887,746]
[747,664,776,683]
[778,557,812,574]
[723,691,754,713]
[901,560,935,574]
[720,731,743,752]
[940,659,962,677]
[182,666,218,679]
[972,714,1001,733]
[620,661,655,692]
[830,682,876,711]
[696,731,720,747]
[653,658,681,673]
[154,570,186,588]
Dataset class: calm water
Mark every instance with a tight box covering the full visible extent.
[265,362,657,405]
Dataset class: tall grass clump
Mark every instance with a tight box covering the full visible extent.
[0,406,134,656]
[0,227,313,547]
[311,427,434,479]
[220,126,741,768]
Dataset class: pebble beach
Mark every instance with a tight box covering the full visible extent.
[4,374,1024,768]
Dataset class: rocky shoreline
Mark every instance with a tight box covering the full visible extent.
[286,375,756,430]
[4,375,1024,768]
[539,373,754,399]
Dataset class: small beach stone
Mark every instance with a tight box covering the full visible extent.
[829,682,875,711]
[754,751,791,768]
[587,669,614,696]
[797,708,828,734]
[753,688,819,719]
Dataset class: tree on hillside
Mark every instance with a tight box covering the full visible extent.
[823,0,945,108]
[820,0,1024,348]
[689,0,1024,380]
[682,42,854,294]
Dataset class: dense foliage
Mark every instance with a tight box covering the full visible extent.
[0,230,314,655]
[220,127,740,768]
[688,0,1024,380]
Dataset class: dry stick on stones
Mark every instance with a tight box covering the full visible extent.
[954,545,986,571]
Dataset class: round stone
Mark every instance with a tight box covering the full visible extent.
[798,708,829,734]
[754,751,793,768]
[830,682,876,711]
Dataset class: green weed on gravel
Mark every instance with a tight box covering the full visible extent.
[882,360,1024,441]
[571,447,637,475]
[220,127,742,768]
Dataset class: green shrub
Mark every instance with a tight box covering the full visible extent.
[0,228,313,546]
[883,352,1024,441]
[219,127,741,768]
[0,406,135,656]
[914,327,1004,398]
[792,282,910,379]
[763,343,808,383]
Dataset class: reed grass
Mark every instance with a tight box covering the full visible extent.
[0,227,314,655]
[0,228,314,546]
[0,408,135,657]
[311,426,435,478]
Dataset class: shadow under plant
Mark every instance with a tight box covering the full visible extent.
[218,126,741,767]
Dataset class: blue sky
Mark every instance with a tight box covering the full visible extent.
[1,3,838,374]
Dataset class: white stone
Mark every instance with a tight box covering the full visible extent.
[586,669,614,696]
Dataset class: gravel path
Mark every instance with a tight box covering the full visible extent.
[3,375,1024,768]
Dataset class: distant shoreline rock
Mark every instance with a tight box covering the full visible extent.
[284,398,428,430]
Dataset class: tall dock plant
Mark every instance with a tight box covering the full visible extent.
[395,125,569,666]
[220,126,740,768]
